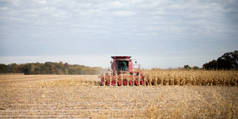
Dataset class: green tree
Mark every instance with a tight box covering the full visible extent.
[0,62,103,75]
[0,64,7,73]
[184,65,191,70]
[192,66,199,70]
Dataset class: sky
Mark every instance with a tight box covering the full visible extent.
[0,0,238,68]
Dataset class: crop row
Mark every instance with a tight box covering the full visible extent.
[100,70,238,86]
[143,70,238,86]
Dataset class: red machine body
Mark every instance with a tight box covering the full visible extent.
[100,56,144,86]
[111,56,133,75]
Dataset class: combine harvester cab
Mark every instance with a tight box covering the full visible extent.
[101,56,144,86]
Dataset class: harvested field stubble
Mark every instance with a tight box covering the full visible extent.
[0,74,238,118]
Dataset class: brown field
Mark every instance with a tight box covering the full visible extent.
[0,74,238,119]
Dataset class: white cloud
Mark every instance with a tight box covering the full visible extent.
[0,6,8,10]
[34,0,48,4]
[110,1,124,8]
[113,10,135,17]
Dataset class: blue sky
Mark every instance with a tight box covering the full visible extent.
[0,0,238,68]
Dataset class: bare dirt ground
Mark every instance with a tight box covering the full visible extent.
[0,75,237,119]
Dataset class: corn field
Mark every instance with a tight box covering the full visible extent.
[100,70,238,86]
[142,70,238,86]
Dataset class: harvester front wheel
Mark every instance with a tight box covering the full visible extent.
[117,80,122,86]
[111,80,116,86]
[100,79,105,86]
[129,80,133,86]
[106,80,110,86]
[134,80,139,86]
[140,80,144,85]
[123,79,127,86]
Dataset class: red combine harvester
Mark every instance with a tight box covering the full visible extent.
[100,56,144,86]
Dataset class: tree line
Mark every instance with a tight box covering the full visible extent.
[0,62,103,75]
[203,50,238,70]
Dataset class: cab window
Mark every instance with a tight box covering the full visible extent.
[116,61,128,71]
